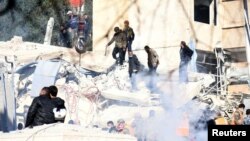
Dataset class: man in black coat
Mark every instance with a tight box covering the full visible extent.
[25,87,55,128]
[49,85,66,123]
[179,41,193,83]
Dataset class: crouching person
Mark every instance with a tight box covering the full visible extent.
[49,85,66,123]
[128,51,141,91]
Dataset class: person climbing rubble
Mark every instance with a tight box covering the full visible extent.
[230,103,245,125]
[179,41,193,83]
[128,51,141,91]
[123,20,135,60]
[144,45,159,74]
[106,27,127,66]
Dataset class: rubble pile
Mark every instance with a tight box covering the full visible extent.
[15,59,158,127]
[0,124,137,141]
[13,57,250,133]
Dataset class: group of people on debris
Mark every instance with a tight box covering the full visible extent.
[106,20,194,91]
[216,103,250,125]
[25,86,66,128]
[58,10,91,48]
[102,110,157,141]
[196,103,250,129]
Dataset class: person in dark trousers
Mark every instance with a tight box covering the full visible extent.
[49,85,66,123]
[179,41,193,83]
[144,45,159,74]
[83,13,91,41]
[58,24,70,48]
[123,20,135,60]
[106,27,127,65]
[128,51,141,91]
[66,11,78,47]
[25,87,55,128]
[78,14,85,37]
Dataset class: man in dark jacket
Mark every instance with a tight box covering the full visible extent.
[179,41,193,83]
[25,87,55,128]
[128,51,141,91]
[128,51,141,77]
[83,13,91,41]
[106,27,127,65]
[49,85,66,123]
[66,11,78,48]
[107,121,117,133]
[123,20,135,60]
[144,45,159,74]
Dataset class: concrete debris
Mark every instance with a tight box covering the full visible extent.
[13,57,250,128]
[0,124,137,141]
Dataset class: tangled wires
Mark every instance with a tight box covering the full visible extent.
[62,84,101,125]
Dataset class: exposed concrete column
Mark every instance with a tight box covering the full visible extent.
[44,17,54,45]
[243,0,250,77]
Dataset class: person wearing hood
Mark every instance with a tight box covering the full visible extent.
[49,85,66,123]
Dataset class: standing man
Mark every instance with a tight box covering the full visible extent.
[83,13,91,41]
[179,41,193,83]
[66,11,78,48]
[144,45,159,74]
[123,20,135,60]
[106,27,127,66]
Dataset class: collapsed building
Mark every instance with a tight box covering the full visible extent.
[1,0,250,141]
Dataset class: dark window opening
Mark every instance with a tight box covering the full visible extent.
[194,0,212,24]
